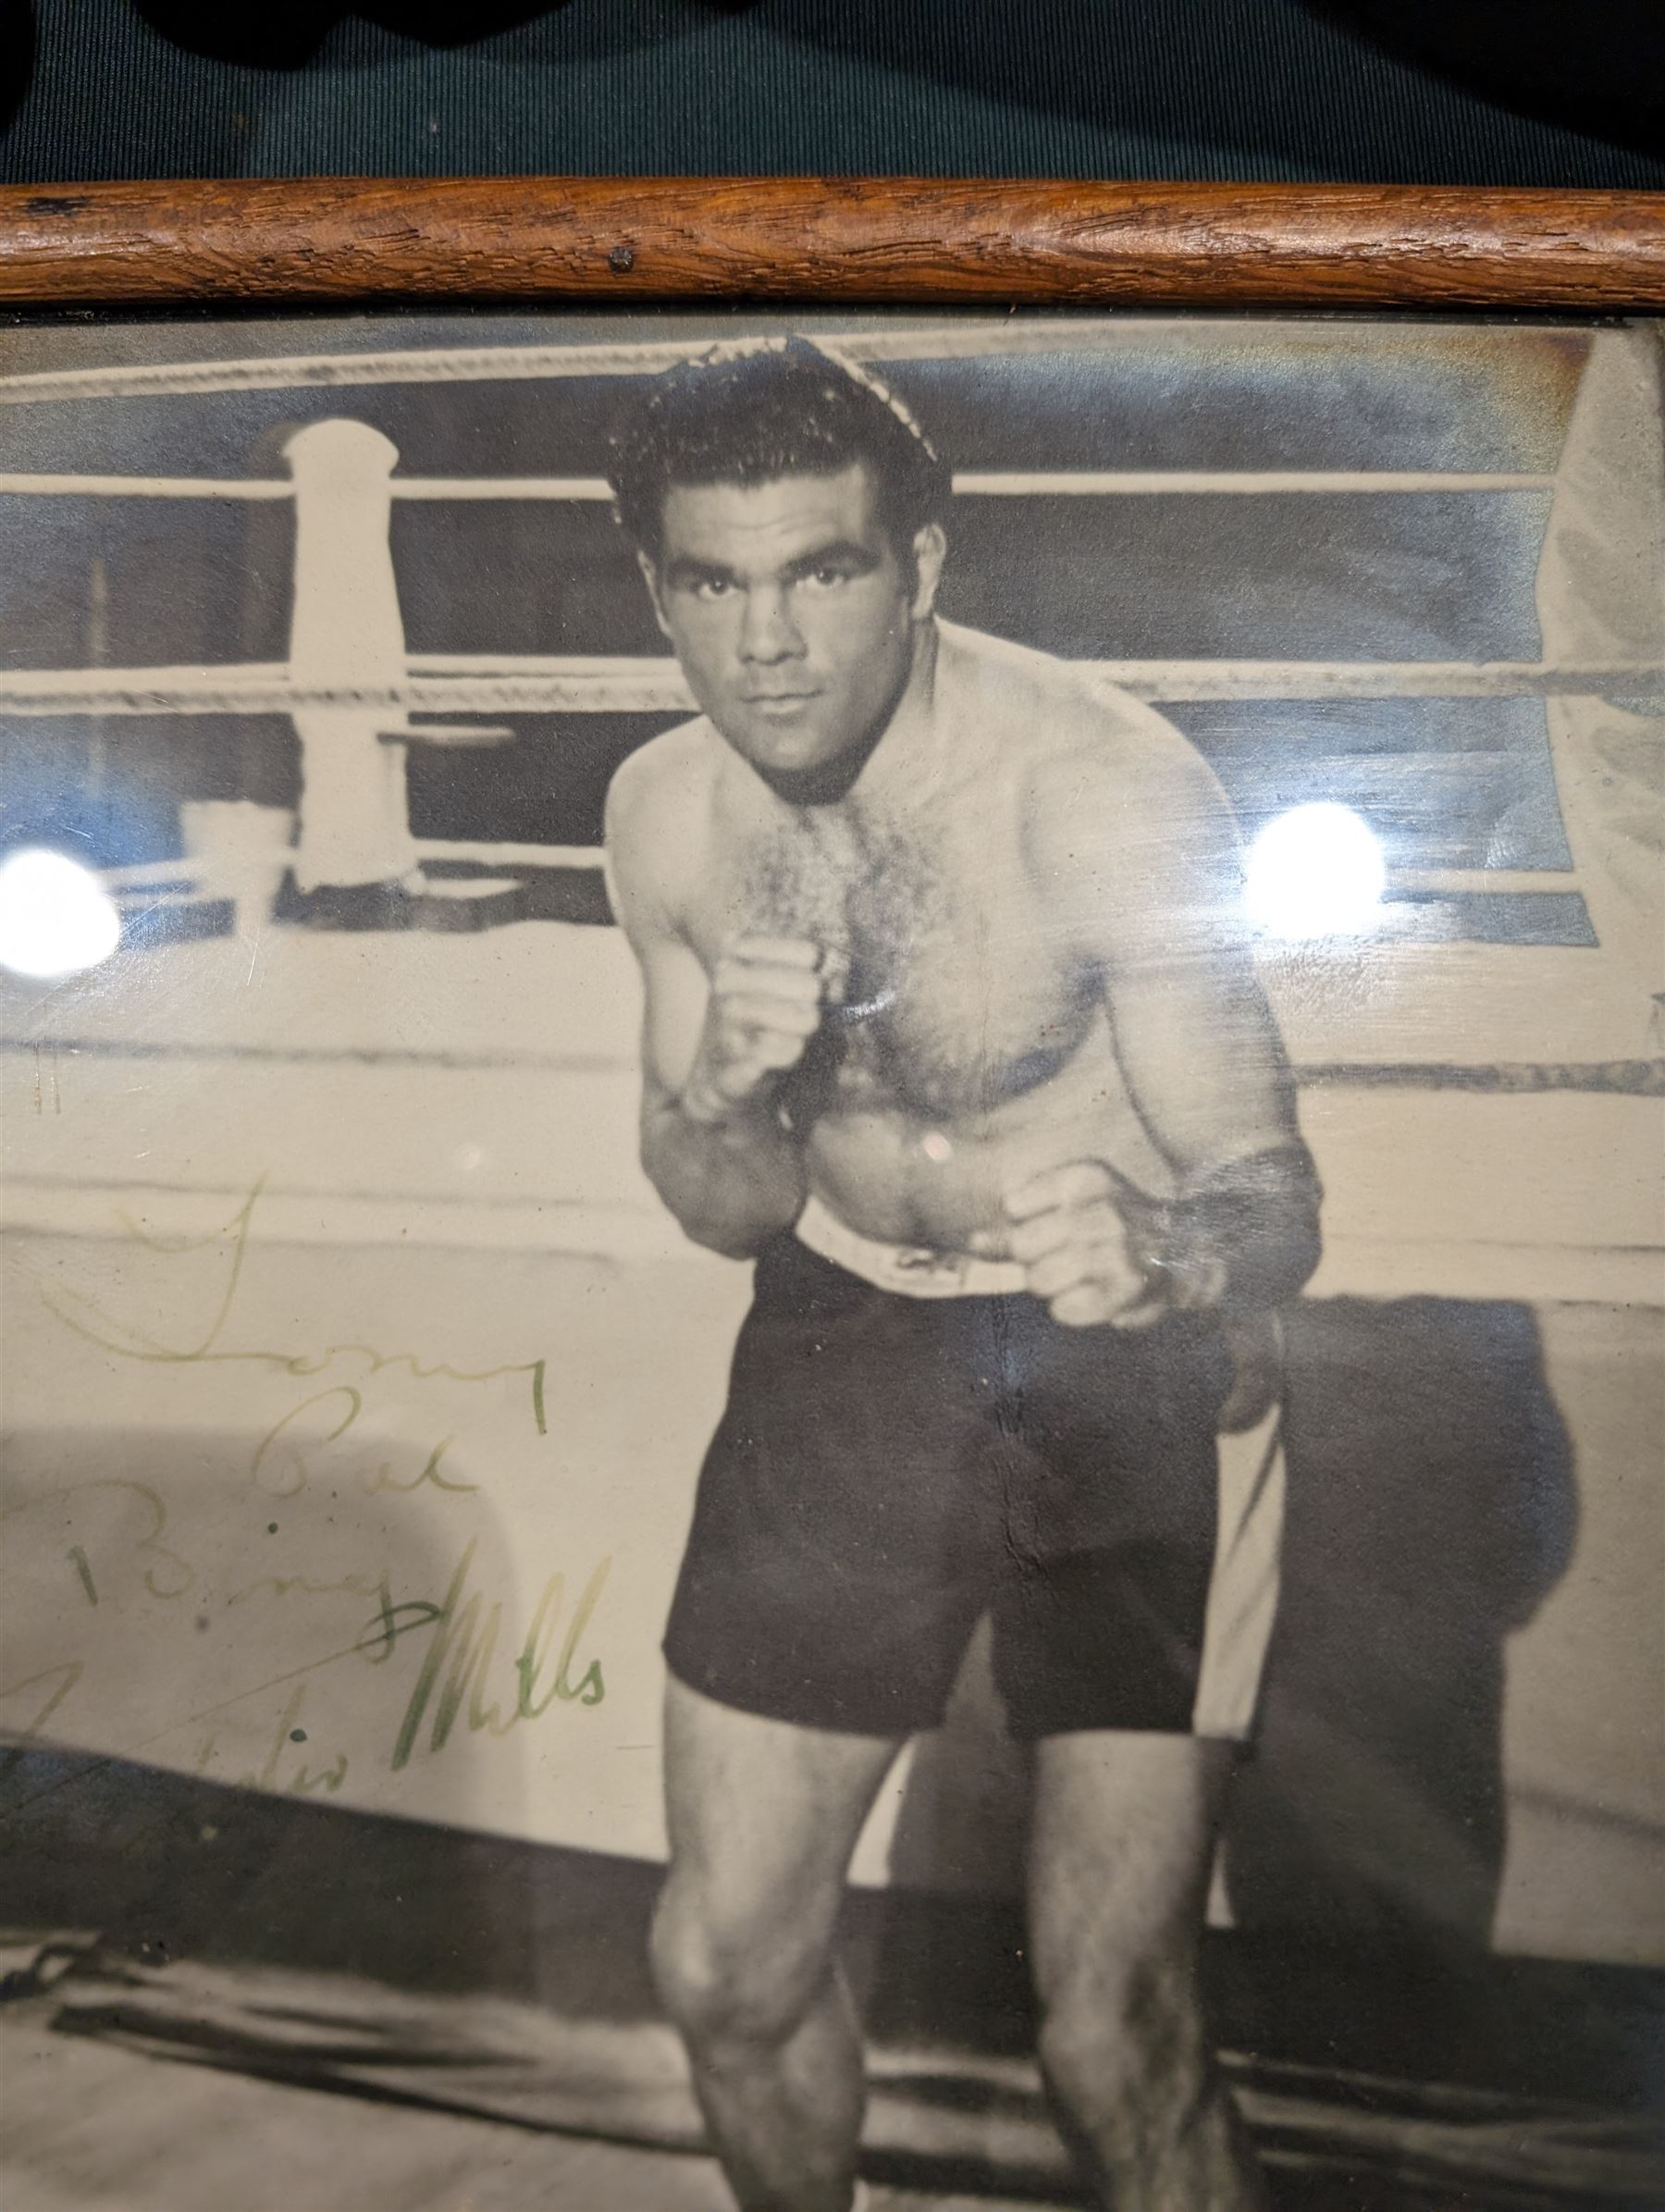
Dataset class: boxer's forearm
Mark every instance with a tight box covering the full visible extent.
[642,1092,807,1259]
[1137,1143,1323,1314]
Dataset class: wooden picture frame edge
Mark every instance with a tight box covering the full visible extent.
[0,177,1661,311]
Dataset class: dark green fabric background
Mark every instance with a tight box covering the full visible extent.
[1,0,1661,187]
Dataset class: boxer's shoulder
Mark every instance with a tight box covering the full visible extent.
[607,711,722,807]
[605,715,726,846]
[938,622,1205,785]
[1014,694,1224,872]
[1029,698,1223,827]
[960,649,1238,948]
[604,716,724,926]
[937,619,1102,733]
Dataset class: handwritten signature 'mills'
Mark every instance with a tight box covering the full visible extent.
[365,1537,610,1769]
[185,1536,611,1791]
[4,1499,613,1791]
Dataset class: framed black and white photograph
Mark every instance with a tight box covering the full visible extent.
[1,181,1661,2212]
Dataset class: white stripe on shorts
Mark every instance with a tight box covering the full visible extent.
[1192,1406,1286,1742]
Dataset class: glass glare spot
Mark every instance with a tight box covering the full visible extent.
[1243,804,1386,941]
[0,848,123,978]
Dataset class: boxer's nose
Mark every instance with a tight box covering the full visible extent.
[737,586,804,663]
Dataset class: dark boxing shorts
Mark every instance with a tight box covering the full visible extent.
[664,1227,1254,1741]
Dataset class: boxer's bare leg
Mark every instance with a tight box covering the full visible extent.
[651,1678,901,2212]
[1028,1731,1268,2212]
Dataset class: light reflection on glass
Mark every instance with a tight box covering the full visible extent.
[1242,802,1386,941]
[0,848,123,979]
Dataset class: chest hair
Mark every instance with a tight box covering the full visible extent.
[742,802,1075,1121]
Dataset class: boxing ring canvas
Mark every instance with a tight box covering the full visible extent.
[0,211,1661,2208]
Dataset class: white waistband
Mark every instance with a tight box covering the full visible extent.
[794,1193,1030,1300]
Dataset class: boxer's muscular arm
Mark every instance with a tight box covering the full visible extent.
[1024,711,1321,1313]
[605,758,808,1259]
[1048,720,1301,1175]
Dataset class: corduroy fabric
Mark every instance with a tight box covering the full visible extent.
[2,0,1661,188]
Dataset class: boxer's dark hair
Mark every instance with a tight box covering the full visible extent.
[609,337,952,563]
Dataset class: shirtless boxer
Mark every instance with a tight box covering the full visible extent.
[603,339,1321,2212]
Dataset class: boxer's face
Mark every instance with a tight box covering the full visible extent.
[640,462,944,790]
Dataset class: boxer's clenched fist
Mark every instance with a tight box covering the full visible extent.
[680,935,845,1126]
[1001,1159,1172,1329]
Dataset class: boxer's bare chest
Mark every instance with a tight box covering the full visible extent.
[692,778,1094,1124]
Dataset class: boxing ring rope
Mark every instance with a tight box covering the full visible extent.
[2,359,1659,925]
[0,314,1578,408]
[2,657,1651,714]
[0,649,1645,899]
[0,470,1558,498]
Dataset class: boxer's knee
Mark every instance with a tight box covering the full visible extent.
[1036,1943,1211,2147]
[650,1872,831,2055]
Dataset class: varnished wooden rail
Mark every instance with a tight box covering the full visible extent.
[0,179,1660,309]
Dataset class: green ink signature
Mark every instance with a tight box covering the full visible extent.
[0,1660,86,1773]
[1,1479,197,1604]
[11,1181,610,1796]
[382,1539,610,1770]
[226,1568,384,1608]
[3,1527,611,1795]
[248,1386,477,1501]
[195,1685,350,1798]
[36,1177,549,1437]
[148,1540,608,1778]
